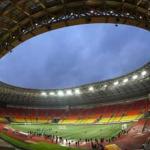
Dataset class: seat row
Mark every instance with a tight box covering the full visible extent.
[0,99,149,124]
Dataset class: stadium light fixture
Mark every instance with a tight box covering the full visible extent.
[41,92,47,96]
[49,92,55,96]
[132,75,138,80]
[74,88,81,95]
[123,78,128,83]
[141,71,147,76]
[57,91,64,97]
[90,10,94,13]
[103,84,107,88]
[100,84,107,91]
[110,10,114,14]
[66,90,73,96]
[114,81,119,86]
[88,86,94,92]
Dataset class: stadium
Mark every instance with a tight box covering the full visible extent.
[0,0,150,150]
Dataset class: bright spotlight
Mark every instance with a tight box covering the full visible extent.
[41,92,47,96]
[49,92,55,96]
[123,78,128,83]
[90,10,94,13]
[132,75,138,80]
[110,10,114,14]
[74,89,81,95]
[66,90,73,96]
[57,91,64,97]
[141,71,147,76]
[114,81,119,85]
[103,84,107,88]
[88,86,94,92]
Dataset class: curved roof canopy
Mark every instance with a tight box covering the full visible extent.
[0,63,150,107]
[0,0,150,107]
[0,0,150,57]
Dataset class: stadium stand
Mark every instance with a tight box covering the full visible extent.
[0,99,148,124]
[0,0,150,149]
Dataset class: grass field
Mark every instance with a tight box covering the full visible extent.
[0,133,81,150]
[9,123,125,140]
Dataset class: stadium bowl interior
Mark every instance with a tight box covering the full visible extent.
[0,0,150,150]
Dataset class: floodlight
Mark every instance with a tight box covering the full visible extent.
[74,88,81,95]
[49,92,55,96]
[90,10,94,13]
[141,71,147,76]
[57,91,64,97]
[103,84,107,88]
[139,16,143,19]
[132,75,138,80]
[66,90,73,96]
[123,78,128,83]
[110,10,114,14]
[114,81,119,85]
[88,86,94,92]
[41,92,47,96]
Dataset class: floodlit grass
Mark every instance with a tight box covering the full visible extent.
[9,123,124,140]
[0,132,81,150]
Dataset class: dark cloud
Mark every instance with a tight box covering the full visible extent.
[0,24,149,89]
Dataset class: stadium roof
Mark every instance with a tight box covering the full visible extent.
[0,0,150,107]
[0,63,150,107]
[0,0,150,57]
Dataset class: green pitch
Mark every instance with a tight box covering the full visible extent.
[9,123,124,140]
[0,133,80,150]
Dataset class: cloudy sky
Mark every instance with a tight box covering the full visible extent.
[0,24,149,89]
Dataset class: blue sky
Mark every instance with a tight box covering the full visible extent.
[0,24,150,89]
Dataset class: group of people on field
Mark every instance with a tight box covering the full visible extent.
[27,128,129,150]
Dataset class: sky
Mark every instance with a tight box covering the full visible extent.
[0,23,150,89]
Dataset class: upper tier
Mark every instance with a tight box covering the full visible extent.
[0,63,150,108]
